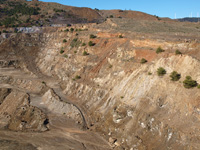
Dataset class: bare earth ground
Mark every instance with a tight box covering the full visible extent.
[0,67,111,150]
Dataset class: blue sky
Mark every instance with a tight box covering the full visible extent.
[40,0,200,19]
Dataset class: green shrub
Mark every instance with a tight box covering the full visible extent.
[1,3,40,17]
[175,49,182,55]
[74,51,77,54]
[88,41,95,46]
[53,8,65,13]
[64,29,69,32]
[70,38,81,48]
[90,34,97,39]
[185,76,192,80]
[197,84,200,89]
[148,72,152,75]
[70,28,74,32]
[82,43,86,46]
[60,50,64,54]
[63,54,68,58]
[140,58,147,64]
[183,76,198,88]
[156,47,165,54]
[2,30,8,33]
[170,71,181,81]
[83,51,89,56]
[157,67,166,76]
[63,39,67,43]
[118,34,123,38]
[109,15,113,18]
[45,19,50,22]
[75,75,81,80]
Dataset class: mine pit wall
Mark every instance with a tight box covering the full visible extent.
[7,30,200,149]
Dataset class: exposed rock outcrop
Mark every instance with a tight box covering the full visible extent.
[0,90,48,131]
[0,88,11,105]
[42,89,83,124]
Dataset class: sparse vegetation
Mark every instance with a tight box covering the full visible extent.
[140,58,148,64]
[70,38,81,48]
[63,39,67,43]
[82,43,86,46]
[109,64,113,68]
[83,51,89,56]
[148,72,152,75]
[175,49,182,55]
[88,41,95,46]
[120,96,124,99]
[53,8,65,13]
[157,67,166,76]
[156,47,165,54]
[2,30,8,33]
[60,49,64,54]
[0,2,40,27]
[2,3,40,16]
[156,16,161,21]
[109,15,114,18]
[73,75,81,80]
[197,84,200,89]
[90,34,97,39]
[74,51,77,54]
[183,76,198,88]
[170,71,181,81]
[64,29,69,32]
[118,34,123,38]
[63,54,68,58]
[70,28,74,32]
[60,47,64,54]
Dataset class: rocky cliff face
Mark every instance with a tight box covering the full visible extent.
[0,21,200,149]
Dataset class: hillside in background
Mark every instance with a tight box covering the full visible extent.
[0,0,176,28]
[0,0,104,27]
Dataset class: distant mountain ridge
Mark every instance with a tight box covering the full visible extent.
[178,17,200,22]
